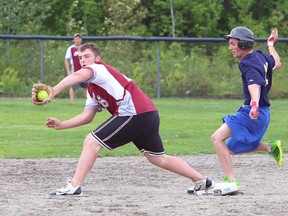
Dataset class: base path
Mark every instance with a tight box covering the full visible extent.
[0,154,286,216]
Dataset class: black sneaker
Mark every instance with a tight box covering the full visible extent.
[187,177,215,194]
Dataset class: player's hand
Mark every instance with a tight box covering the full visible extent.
[46,117,62,130]
[249,101,259,120]
[267,28,278,47]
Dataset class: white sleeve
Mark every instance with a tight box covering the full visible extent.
[84,92,102,112]
[65,46,74,66]
[65,46,71,59]
[84,64,111,84]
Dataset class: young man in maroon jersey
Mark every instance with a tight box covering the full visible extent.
[46,42,214,195]
[64,33,87,104]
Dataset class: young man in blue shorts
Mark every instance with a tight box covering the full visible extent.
[211,27,283,189]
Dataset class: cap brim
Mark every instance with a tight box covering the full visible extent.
[224,34,232,40]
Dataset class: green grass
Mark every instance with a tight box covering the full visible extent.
[0,97,287,158]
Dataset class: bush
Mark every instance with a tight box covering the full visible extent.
[0,82,3,94]
[0,67,21,96]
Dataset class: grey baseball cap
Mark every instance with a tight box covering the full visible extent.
[224,27,254,42]
[73,33,82,38]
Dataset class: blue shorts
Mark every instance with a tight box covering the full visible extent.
[223,105,270,153]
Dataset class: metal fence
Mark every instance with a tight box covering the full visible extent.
[0,35,287,98]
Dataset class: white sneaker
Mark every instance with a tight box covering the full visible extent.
[187,177,215,194]
[189,182,239,196]
[49,180,82,196]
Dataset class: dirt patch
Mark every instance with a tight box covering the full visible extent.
[1,154,286,216]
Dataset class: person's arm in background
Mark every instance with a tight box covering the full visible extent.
[64,46,72,75]
[64,58,72,75]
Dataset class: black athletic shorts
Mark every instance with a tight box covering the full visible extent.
[72,82,88,90]
[90,111,165,156]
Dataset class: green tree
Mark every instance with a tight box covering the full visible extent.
[101,0,147,36]
[65,0,104,36]
[173,0,223,37]
[220,0,288,37]
[0,0,52,35]
[141,0,172,36]
[39,0,104,36]
[96,0,149,78]
[142,0,223,37]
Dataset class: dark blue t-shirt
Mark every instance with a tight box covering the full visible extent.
[239,50,275,107]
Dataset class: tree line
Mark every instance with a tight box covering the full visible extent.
[1,0,287,38]
[0,0,287,98]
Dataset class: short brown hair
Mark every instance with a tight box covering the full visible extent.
[79,42,101,56]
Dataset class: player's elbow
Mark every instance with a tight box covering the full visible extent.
[85,117,94,124]
[274,61,281,69]
[82,109,97,124]
[81,115,94,125]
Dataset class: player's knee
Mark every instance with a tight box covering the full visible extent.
[211,133,219,147]
[211,133,225,150]
[83,134,102,151]
[145,153,165,167]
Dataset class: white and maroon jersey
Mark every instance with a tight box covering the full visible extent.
[65,45,81,72]
[84,61,157,116]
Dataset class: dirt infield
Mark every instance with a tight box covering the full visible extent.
[1,154,287,216]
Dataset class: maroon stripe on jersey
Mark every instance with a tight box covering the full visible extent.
[125,81,157,114]
[71,46,81,72]
[88,84,119,115]
[89,61,157,115]
[96,61,130,88]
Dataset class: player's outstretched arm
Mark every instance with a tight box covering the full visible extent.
[46,109,98,130]
[53,68,94,95]
[267,28,281,69]
[31,68,93,106]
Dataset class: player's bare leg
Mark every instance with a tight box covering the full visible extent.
[145,153,215,193]
[71,135,102,187]
[211,123,236,180]
[49,134,100,196]
[83,87,88,97]
[239,141,282,165]
[255,140,283,167]
[254,142,271,152]
[69,87,75,105]
[144,153,204,182]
